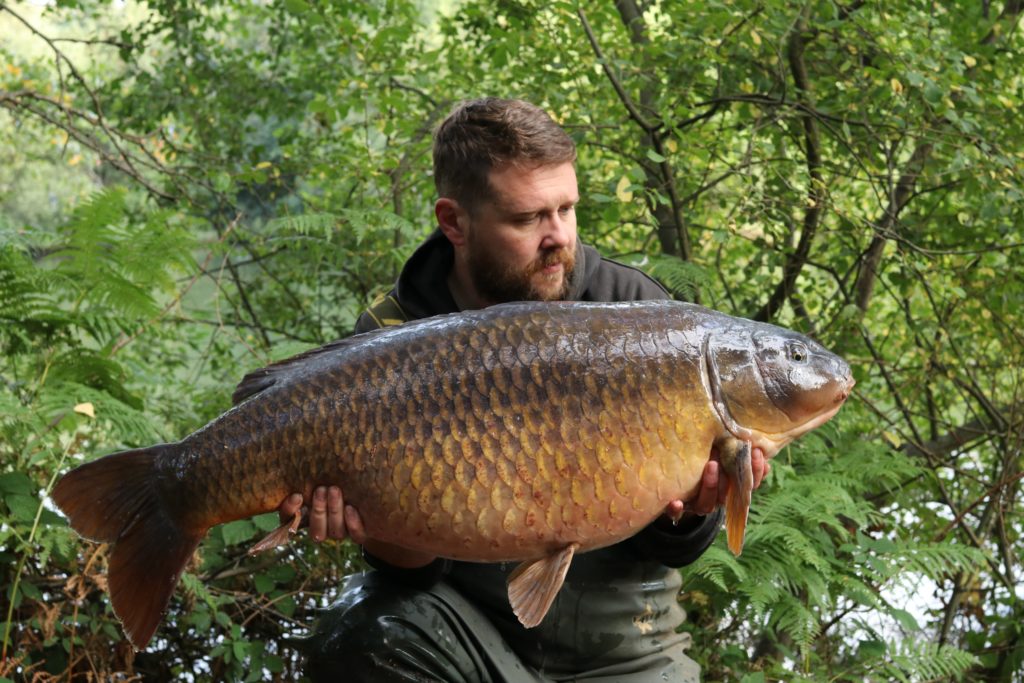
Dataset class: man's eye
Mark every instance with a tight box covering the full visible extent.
[558,206,574,216]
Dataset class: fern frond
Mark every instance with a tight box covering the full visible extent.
[687,544,748,590]
[338,208,417,245]
[268,209,417,246]
[768,594,821,651]
[642,254,707,301]
[746,523,829,574]
[880,641,979,682]
[266,212,339,237]
[888,541,986,581]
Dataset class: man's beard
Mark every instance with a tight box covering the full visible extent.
[467,239,576,304]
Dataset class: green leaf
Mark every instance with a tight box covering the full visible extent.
[645,149,667,163]
[890,607,920,632]
[220,519,256,546]
[264,654,284,673]
[283,0,309,15]
[252,512,280,532]
[859,639,887,659]
[6,493,41,522]
[253,573,275,593]
[275,595,297,618]
[923,81,944,103]
[20,580,42,600]
[0,472,35,495]
[267,564,296,583]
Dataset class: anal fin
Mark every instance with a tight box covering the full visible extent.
[719,439,753,556]
[507,543,579,628]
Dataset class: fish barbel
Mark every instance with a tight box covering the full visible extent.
[52,300,853,649]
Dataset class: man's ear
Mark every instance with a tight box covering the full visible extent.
[436,197,468,247]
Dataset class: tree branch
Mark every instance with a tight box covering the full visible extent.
[578,7,657,133]
[753,15,824,321]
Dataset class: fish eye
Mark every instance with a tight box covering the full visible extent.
[788,342,808,363]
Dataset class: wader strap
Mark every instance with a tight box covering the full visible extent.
[364,294,408,329]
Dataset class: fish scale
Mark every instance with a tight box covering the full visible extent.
[52,299,853,649]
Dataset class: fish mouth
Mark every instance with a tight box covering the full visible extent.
[703,342,854,458]
[752,400,845,454]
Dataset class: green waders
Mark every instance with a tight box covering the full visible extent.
[301,571,701,683]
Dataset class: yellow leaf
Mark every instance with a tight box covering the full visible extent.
[963,55,977,68]
[890,78,903,94]
[255,161,272,170]
[74,402,95,418]
[665,139,678,153]
[750,29,762,46]
[616,176,633,203]
[6,63,22,77]
[882,431,902,449]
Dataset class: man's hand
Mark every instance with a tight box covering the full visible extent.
[665,446,771,520]
[277,487,437,568]
[279,486,349,542]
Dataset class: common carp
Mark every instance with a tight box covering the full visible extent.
[53,300,853,649]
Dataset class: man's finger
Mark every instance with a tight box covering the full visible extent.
[664,499,685,524]
[752,447,766,489]
[344,505,366,545]
[278,493,303,524]
[309,486,328,542]
[326,486,346,540]
[690,460,720,516]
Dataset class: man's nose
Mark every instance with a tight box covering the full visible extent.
[540,211,573,249]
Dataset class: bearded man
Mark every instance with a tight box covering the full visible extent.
[282,97,769,682]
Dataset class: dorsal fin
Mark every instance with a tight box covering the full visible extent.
[229,327,403,403]
[232,292,425,405]
[232,337,362,405]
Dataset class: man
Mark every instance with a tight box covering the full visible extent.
[281,97,769,681]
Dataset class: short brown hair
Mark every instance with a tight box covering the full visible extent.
[433,98,577,210]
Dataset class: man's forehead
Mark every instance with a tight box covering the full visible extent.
[488,162,579,211]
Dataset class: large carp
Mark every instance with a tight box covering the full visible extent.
[53,300,853,649]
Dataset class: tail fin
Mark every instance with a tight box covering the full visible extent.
[52,445,203,650]
[719,439,753,556]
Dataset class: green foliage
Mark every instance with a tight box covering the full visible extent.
[643,254,706,301]
[680,417,988,678]
[2,0,1022,680]
[879,641,979,682]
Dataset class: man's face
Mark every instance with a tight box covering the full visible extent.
[462,162,579,304]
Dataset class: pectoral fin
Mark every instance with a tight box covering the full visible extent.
[719,439,753,556]
[507,543,579,628]
[248,511,302,556]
